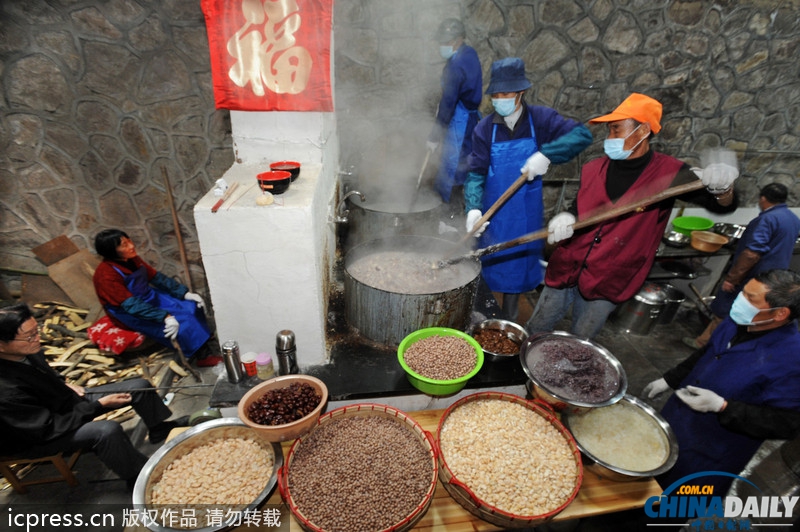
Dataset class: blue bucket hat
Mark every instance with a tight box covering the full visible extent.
[486,57,531,94]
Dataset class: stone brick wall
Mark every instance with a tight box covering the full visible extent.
[0,0,233,295]
[2,0,798,298]
[335,0,800,215]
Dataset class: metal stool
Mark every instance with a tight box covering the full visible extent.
[0,450,81,494]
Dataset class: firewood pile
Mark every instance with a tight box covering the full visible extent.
[32,302,182,424]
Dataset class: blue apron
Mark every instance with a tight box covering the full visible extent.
[105,265,210,357]
[434,101,480,203]
[479,114,544,293]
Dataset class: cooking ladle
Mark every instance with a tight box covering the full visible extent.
[436,179,706,268]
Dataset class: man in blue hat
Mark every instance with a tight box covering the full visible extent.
[428,18,483,208]
[464,57,592,321]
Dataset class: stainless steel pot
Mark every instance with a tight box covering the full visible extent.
[656,283,686,325]
[344,235,480,346]
[611,282,668,335]
[345,188,446,249]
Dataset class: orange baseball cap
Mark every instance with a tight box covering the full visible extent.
[589,93,662,134]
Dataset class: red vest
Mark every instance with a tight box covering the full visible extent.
[545,152,684,303]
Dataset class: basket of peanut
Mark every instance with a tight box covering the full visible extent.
[436,391,583,528]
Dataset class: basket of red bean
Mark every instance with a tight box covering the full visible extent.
[237,375,328,442]
[468,319,528,362]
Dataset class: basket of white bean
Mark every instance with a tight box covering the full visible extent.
[436,392,583,528]
[132,417,283,532]
[278,403,438,532]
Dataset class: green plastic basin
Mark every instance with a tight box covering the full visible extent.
[398,327,484,396]
[671,216,713,235]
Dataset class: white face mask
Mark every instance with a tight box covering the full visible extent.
[439,45,455,59]
[603,124,644,160]
[729,292,779,326]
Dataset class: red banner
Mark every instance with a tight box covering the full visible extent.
[202,0,333,111]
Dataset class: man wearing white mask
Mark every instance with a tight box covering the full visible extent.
[428,18,482,208]
[464,57,592,321]
[526,93,739,339]
[643,269,800,496]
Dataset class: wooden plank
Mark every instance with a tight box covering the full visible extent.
[46,249,102,314]
[31,235,80,266]
[20,274,75,307]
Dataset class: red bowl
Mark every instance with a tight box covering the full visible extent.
[257,170,291,195]
[269,161,301,181]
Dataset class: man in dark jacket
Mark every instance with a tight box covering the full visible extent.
[0,303,187,487]
[643,269,800,495]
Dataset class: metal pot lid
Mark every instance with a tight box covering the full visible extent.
[634,282,669,304]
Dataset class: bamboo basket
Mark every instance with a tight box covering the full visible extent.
[436,391,583,528]
[278,403,438,532]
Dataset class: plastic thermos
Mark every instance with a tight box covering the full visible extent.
[275,330,299,375]
[222,340,243,383]
[256,352,275,380]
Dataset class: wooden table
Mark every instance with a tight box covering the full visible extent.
[267,408,662,531]
[142,409,661,531]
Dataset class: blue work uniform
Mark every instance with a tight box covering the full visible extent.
[105,265,211,357]
[431,44,482,203]
[710,203,800,316]
[658,318,800,495]
[465,105,592,293]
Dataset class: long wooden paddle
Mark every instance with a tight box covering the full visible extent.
[437,179,706,268]
[459,172,529,243]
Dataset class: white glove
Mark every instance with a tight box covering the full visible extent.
[642,377,671,399]
[184,292,205,309]
[694,163,738,194]
[426,141,438,153]
[163,316,179,340]
[466,209,489,238]
[675,385,726,413]
[547,212,576,244]
[520,152,550,181]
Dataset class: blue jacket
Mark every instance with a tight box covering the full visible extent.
[710,204,800,317]
[658,318,800,494]
[734,203,800,276]
[430,44,482,143]
[464,105,592,211]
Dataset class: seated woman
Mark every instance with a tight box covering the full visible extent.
[92,229,220,366]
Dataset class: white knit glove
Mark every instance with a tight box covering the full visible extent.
[642,378,671,399]
[163,316,180,340]
[183,292,205,309]
[697,163,738,194]
[547,212,576,244]
[520,152,550,181]
[675,386,726,413]
[466,209,489,238]
[426,141,438,153]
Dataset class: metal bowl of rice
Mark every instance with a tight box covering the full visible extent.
[562,394,678,481]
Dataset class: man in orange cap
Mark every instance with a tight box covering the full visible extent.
[526,93,740,339]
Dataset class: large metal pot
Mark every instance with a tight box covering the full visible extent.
[611,282,668,335]
[344,235,480,346]
[656,283,686,325]
[345,188,446,249]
